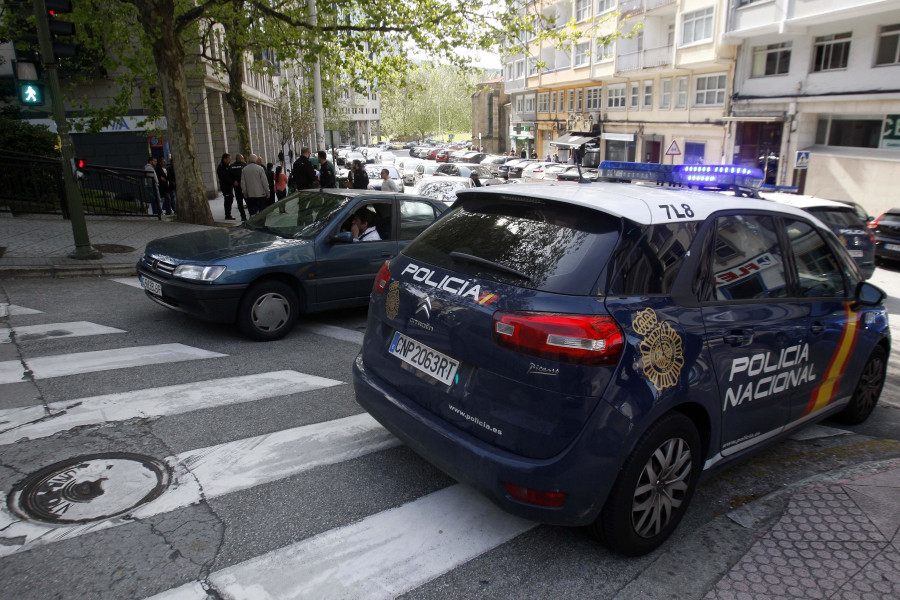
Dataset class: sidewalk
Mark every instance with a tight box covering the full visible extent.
[0,198,233,278]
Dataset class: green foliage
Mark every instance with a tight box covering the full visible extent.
[0,106,59,157]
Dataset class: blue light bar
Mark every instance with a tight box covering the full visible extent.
[598,161,675,184]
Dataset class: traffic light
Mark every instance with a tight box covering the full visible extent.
[18,81,45,105]
[45,0,77,59]
[76,158,87,169]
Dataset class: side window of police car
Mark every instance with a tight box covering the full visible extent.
[709,214,789,301]
[783,218,846,298]
[399,200,438,240]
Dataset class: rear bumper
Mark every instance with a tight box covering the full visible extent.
[352,353,631,526]
[136,265,246,323]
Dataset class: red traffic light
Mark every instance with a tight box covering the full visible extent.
[76,158,87,169]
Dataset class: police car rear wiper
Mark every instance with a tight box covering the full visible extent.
[449,251,529,280]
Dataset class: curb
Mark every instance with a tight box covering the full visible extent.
[612,456,900,600]
[0,263,138,279]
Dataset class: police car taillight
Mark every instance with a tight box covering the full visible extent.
[373,261,391,295]
[492,312,624,366]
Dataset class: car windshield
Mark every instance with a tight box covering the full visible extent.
[809,207,865,229]
[246,191,351,239]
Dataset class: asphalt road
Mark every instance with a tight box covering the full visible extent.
[0,247,899,599]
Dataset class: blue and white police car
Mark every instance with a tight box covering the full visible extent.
[352,182,889,556]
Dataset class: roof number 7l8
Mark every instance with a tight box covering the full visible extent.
[659,204,695,219]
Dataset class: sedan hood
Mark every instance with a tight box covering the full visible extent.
[145,226,307,263]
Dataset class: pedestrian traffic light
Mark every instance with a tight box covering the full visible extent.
[18,81,44,105]
[76,158,87,169]
[45,0,77,59]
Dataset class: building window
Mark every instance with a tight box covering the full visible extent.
[568,90,574,111]
[516,60,525,78]
[875,24,900,66]
[529,57,539,76]
[596,40,613,62]
[576,0,591,22]
[575,41,591,67]
[681,7,714,46]
[538,92,550,112]
[751,42,791,77]
[630,82,639,108]
[550,91,557,112]
[643,80,653,109]
[694,73,726,106]
[596,0,614,14]
[815,115,883,148]
[525,96,535,111]
[607,84,626,109]
[675,76,688,108]
[558,90,566,112]
[812,32,851,72]
[684,142,706,164]
[516,97,524,112]
[660,78,672,109]
[586,86,601,110]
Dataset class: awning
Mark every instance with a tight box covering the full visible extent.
[550,133,595,147]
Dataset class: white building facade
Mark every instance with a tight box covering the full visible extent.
[725,0,900,212]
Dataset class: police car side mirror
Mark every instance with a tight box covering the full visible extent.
[855,281,886,307]
[331,231,353,244]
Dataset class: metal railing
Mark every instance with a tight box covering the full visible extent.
[0,151,160,219]
[615,45,673,72]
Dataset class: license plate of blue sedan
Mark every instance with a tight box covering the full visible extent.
[389,332,459,386]
[140,275,162,297]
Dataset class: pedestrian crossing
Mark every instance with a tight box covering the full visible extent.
[0,300,540,599]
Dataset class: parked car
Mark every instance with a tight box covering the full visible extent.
[506,159,539,179]
[344,152,366,167]
[761,193,875,279]
[498,158,532,179]
[138,190,446,341]
[480,156,510,176]
[556,166,599,182]
[410,161,441,186]
[353,182,888,556]
[397,158,425,186]
[434,163,503,186]
[455,151,487,164]
[540,164,570,180]
[435,149,454,163]
[425,148,442,160]
[866,208,900,265]
[411,176,474,204]
[377,151,397,164]
[520,162,557,180]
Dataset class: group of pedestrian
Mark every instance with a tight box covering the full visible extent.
[288,148,336,191]
[215,153,290,221]
[143,156,177,216]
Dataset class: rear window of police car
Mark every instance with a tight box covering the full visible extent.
[808,207,865,229]
[402,196,621,295]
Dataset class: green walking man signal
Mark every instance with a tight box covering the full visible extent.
[19,82,44,105]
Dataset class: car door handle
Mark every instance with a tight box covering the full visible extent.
[810,322,825,335]
[381,252,392,257]
[723,330,754,346]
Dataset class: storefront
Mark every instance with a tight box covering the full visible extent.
[602,132,636,162]
[509,124,535,156]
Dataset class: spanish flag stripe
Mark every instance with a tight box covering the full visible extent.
[803,304,860,416]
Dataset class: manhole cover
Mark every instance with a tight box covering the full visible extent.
[93,244,135,253]
[8,453,170,525]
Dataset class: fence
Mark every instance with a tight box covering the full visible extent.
[0,151,160,219]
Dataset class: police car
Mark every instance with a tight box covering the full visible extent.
[759,192,876,279]
[352,181,889,556]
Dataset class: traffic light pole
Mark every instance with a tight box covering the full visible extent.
[33,0,101,259]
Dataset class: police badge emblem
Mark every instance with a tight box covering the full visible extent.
[386,280,400,320]
[632,308,685,391]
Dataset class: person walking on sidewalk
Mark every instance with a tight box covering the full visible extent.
[379,168,400,192]
[265,162,276,208]
[216,153,236,220]
[156,157,175,215]
[241,153,269,216]
[290,147,317,191]
[143,156,162,216]
[317,150,336,188]
[229,155,248,221]
[274,165,288,201]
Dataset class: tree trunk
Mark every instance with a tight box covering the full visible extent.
[223,20,252,156]
[133,0,213,226]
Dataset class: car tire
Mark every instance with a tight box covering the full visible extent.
[237,280,300,341]
[591,412,701,556]
[834,345,886,425]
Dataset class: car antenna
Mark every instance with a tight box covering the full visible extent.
[577,160,590,184]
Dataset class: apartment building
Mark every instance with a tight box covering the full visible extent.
[725,0,900,210]
[502,0,738,165]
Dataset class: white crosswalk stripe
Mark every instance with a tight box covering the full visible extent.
[0,321,126,344]
[0,413,399,556]
[0,370,342,446]
[110,277,143,289]
[0,343,226,384]
[149,485,536,600]
[0,303,42,317]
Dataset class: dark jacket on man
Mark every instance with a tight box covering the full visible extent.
[291,155,317,189]
[229,160,246,192]
[216,161,233,193]
[318,160,336,188]
[351,167,369,189]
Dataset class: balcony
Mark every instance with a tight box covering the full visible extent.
[618,0,676,16]
[615,45,673,73]
[504,78,527,93]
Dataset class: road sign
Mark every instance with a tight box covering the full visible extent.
[665,140,681,156]
[882,115,900,149]
[448,134,454,140]
[795,151,810,169]
[18,82,44,105]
